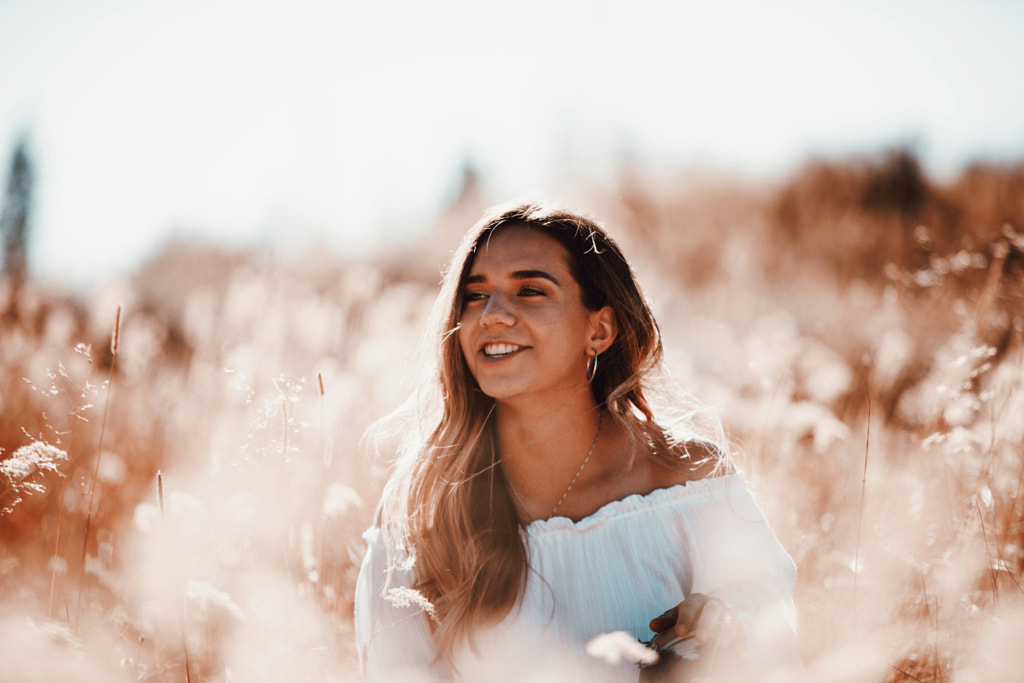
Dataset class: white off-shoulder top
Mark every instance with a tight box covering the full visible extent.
[354,472,802,682]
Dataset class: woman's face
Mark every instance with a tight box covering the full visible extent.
[457,226,613,405]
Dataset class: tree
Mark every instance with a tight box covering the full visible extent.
[1,135,34,290]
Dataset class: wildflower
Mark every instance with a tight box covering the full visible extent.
[585,631,659,666]
[922,427,983,456]
[385,587,436,619]
[943,394,981,428]
[0,441,68,513]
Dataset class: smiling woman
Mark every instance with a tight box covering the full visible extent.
[355,202,805,682]
[458,227,616,407]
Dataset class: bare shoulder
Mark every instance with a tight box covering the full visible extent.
[649,440,736,488]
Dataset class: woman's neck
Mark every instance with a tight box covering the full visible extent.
[494,390,619,520]
[496,399,599,463]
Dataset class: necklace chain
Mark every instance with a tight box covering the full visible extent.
[505,412,604,521]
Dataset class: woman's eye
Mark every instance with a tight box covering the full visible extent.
[519,286,544,297]
[464,291,488,302]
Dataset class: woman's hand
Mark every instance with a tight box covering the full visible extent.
[648,592,744,653]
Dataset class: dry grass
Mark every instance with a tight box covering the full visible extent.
[1,149,1022,681]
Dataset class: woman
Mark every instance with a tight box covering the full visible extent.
[355,203,802,682]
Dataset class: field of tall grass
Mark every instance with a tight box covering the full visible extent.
[2,149,1022,682]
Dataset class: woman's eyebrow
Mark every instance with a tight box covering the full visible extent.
[511,269,560,285]
[464,270,561,286]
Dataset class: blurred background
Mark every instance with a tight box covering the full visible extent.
[2,1,1024,682]
[2,0,1023,284]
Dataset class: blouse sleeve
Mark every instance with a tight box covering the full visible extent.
[683,476,805,681]
[354,528,450,682]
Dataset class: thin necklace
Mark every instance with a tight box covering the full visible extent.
[505,412,604,521]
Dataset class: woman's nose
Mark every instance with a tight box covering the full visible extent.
[480,291,515,327]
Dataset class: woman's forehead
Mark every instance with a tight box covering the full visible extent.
[469,225,571,274]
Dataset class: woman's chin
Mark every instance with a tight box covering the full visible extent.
[476,383,522,402]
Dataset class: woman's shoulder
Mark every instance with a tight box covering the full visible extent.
[648,439,736,489]
[527,465,747,537]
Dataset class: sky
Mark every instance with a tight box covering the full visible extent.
[1,0,1023,286]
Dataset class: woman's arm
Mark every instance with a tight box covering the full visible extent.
[648,474,804,681]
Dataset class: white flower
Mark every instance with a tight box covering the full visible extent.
[385,587,435,618]
[585,631,658,666]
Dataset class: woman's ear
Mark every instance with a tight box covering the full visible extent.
[589,306,618,354]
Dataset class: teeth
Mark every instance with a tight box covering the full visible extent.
[483,343,522,357]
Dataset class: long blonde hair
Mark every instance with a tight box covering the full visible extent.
[374,202,728,663]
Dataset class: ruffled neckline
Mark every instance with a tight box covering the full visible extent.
[523,470,745,536]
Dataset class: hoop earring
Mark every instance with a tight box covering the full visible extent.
[586,353,599,383]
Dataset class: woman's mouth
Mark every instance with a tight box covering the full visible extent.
[482,343,526,358]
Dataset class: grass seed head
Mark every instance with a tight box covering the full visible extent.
[156,470,165,516]
[111,304,122,355]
